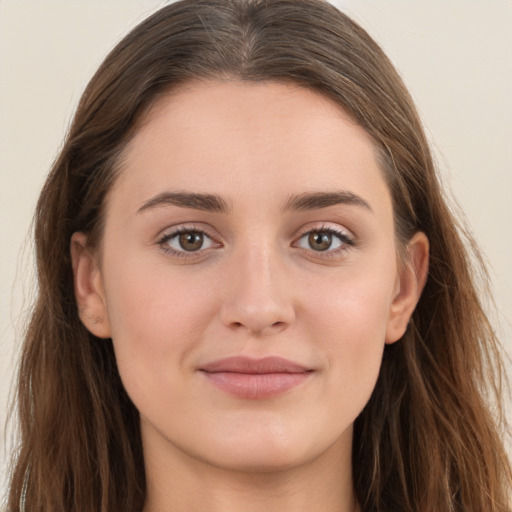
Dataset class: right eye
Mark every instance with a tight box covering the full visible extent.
[159,228,219,257]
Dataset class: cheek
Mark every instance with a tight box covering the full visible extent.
[102,258,217,398]
[107,269,205,338]
[309,261,396,344]
[306,265,396,405]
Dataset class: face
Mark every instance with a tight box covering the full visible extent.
[73,80,427,475]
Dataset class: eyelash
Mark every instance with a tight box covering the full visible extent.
[158,225,218,259]
[157,224,355,260]
[294,225,355,258]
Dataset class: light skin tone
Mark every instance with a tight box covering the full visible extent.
[71,80,428,512]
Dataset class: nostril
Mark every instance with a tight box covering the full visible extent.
[228,320,288,335]
[267,321,289,335]
[220,295,296,335]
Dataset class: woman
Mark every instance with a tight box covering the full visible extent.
[6,0,511,510]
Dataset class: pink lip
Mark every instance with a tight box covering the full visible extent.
[199,356,313,399]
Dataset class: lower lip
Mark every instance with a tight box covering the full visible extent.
[201,371,311,399]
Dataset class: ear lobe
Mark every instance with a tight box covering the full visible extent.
[385,231,429,344]
[70,232,111,339]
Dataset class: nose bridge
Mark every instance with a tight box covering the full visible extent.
[245,242,274,293]
[220,238,295,335]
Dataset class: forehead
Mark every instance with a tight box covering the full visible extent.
[109,80,391,217]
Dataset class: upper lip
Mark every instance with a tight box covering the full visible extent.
[200,356,311,374]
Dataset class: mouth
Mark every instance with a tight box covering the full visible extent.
[199,356,314,400]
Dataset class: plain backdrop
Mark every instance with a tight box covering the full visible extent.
[1,0,511,498]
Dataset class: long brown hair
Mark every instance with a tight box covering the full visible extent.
[7,0,511,510]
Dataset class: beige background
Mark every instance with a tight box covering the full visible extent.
[1,0,511,498]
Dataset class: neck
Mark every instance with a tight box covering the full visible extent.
[142,425,359,512]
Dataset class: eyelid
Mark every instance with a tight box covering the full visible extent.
[157,223,222,258]
[292,223,355,255]
[155,221,356,261]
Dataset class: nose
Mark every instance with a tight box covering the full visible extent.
[219,244,296,336]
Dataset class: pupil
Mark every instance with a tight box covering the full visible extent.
[309,232,332,251]
[179,232,203,251]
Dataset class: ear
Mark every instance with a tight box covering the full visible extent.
[70,232,111,338]
[385,231,429,344]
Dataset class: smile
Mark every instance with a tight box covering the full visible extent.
[199,356,314,399]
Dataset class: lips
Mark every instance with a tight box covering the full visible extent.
[199,356,313,399]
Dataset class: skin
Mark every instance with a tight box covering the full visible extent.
[72,80,428,512]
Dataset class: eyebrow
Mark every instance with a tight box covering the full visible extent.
[282,191,372,213]
[137,191,231,214]
[137,189,372,215]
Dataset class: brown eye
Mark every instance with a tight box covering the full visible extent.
[294,227,353,255]
[160,229,217,255]
[308,232,332,251]
[178,232,204,252]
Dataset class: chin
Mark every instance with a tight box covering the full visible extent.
[206,443,314,474]
[187,419,353,475]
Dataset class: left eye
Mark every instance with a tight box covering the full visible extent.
[295,229,350,252]
[162,230,216,253]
